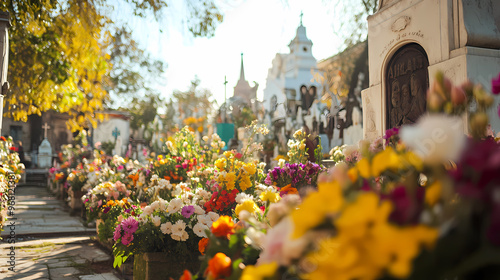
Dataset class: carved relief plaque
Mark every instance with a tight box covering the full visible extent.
[385,43,429,129]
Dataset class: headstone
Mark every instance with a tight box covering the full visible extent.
[319,134,330,155]
[331,128,342,148]
[344,107,363,145]
[38,139,52,168]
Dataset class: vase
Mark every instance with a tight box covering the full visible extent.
[133,252,200,280]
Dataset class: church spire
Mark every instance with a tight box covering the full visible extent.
[300,11,303,26]
[239,53,245,81]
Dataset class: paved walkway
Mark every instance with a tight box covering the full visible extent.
[0,184,123,280]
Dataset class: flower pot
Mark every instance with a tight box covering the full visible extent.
[68,189,85,211]
[133,252,200,280]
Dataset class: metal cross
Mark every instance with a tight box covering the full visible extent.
[42,123,50,139]
[112,127,120,142]
[300,11,303,25]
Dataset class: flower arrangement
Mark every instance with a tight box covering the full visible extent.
[112,197,220,268]
[264,161,323,192]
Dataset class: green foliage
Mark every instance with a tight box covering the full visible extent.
[100,141,115,156]
[1,0,223,130]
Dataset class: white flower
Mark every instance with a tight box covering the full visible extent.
[160,222,172,234]
[151,215,161,227]
[167,198,183,213]
[193,223,208,238]
[207,212,219,222]
[142,206,153,216]
[191,177,200,183]
[170,220,188,241]
[158,198,167,211]
[172,185,182,196]
[244,227,265,249]
[151,174,159,181]
[202,136,209,142]
[150,201,160,211]
[400,114,465,164]
[238,210,251,221]
[183,141,188,147]
[171,230,189,241]
[166,141,173,149]
[158,179,172,190]
[235,193,253,204]
[193,205,205,215]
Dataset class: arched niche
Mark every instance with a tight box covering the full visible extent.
[385,43,429,129]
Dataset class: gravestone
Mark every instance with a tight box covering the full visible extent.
[344,107,363,145]
[362,0,500,140]
[319,134,330,155]
[38,123,52,168]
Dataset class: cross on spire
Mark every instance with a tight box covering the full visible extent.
[112,127,120,142]
[300,11,303,26]
[42,123,50,139]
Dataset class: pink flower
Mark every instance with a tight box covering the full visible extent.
[121,232,134,246]
[181,205,195,218]
[113,225,122,241]
[121,217,139,234]
[492,72,500,95]
[117,165,124,171]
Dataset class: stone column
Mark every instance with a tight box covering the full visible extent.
[0,11,10,137]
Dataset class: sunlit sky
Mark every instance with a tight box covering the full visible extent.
[123,0,345,106]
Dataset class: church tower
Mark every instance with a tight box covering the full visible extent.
[233,53,258,105]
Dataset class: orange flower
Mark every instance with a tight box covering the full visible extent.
[164,175,172,180]
[205,253,232,279]
[179,269,192,280]
[211,216,235,239]
[198,238,209,255]
[280,184,298,195]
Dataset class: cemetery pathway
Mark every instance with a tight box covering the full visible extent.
[0,183,122,280]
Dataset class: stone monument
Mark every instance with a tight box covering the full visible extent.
[362,0,500,140]
[38,123,53,168]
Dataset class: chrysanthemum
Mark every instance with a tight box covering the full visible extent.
[113,224,122,241]
[121,232,134,246]
[121,217,139,234]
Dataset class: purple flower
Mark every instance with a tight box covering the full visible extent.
[113,224,122,241]
[121,232,134,246]
[121,217,139,234]
[383,127,400,140]
[146,169,151,176]
[181,205,195,218]
[492,72,500,95]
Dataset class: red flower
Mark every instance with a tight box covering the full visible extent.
[492,72,500,95]
[0,136,6,141]
[9,147,17,152]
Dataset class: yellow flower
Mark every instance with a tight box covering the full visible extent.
[223,151,232,158]
[235,200,258,216]
[356,158,371,178]
[239,175,252,191]
[304,192,438,280]
[225,172,236,190]
[292,181,343,239]
[215,158,227,170]
[240,262,278,280]
[259,190,280,203]
[244,163,256,175]
[425,180,442,206]
[371,147,400,177]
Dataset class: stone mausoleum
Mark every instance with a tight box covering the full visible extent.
[362,0,500,140]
